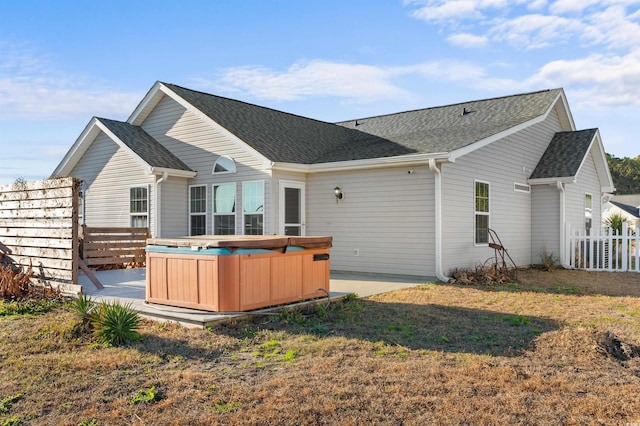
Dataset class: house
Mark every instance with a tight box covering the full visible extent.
[52,82,615,280]
[603,198,640,229]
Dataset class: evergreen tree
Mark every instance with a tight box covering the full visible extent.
[607,154,640,194]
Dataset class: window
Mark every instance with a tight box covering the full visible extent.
[475,181,490,245]
[78,193,84,225]
[585,193,593,235]
[189,185,207,236]
[213,183,236,235]
[243,181,264,235]
[212,156,236,174]
[130,186,148,228]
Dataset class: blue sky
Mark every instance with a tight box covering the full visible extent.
[1,0,639,184]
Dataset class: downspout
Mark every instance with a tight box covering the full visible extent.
[155,172,168,238]
[429,159,449,282]
[557,181,569,268]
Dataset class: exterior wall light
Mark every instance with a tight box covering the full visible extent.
[334,186,344,203]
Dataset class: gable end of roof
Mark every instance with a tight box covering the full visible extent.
[529,129,597,180]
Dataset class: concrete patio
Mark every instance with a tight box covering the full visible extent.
[79,268,431,328]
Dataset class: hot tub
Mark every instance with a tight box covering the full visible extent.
[145,235,332,312]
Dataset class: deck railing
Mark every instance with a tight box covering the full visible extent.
[565,222,639,272]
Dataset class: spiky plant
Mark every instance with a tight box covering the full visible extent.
[92,300,141,346]
[73,294,97,334]
[604,213,628,235]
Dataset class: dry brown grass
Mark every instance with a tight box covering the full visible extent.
[1,269,639,425]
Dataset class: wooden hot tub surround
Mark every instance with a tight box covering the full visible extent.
[145,235,332,312]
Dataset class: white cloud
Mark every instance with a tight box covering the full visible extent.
[527,0,548,10]
[0,42,141,120]
[549,0,601,14]
[207,59,522,105]
[211,60,411,102]
[408,0,515,22]
[0,78,141,120]
[489,13,584,49]
[526,48,640,107]
[447,33,489,47]
[408,0,640,52]
[581,5,640,49]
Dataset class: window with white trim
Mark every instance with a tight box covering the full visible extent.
[475,181,490,245]
[585,193,593,235]
[130,186,148,228]
[213,183,236,235]
[189,185,207,236]
[78,194,84,225]
[243,180,264,235]
[212,156,236,174]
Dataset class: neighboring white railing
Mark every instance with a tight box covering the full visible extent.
[565,222,640,272]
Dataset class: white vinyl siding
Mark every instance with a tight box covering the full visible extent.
[441,113,562,272]
[189,185,207,235]
[531,184,560,264]
[140,95,273,235]
[564,148,602,234]
[159,177,188,238]
[305,166,435,277]
[70,132,156,232]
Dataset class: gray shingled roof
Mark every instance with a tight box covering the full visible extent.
[336,89,563,154]
[609,201,640,218]
[97,118,193,172]
[163,83,415,163]
[529,129,597,179]
[162,84,564,164]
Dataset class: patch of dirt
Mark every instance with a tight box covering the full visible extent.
[517,268,640,297]
[599,331,640,362]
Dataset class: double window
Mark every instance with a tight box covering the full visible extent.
[189,185,207,236]
[474,181,490,245]
[130,186,148,228]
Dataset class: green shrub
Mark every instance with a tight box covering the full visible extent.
[130,386,162,405]
[604,212,629,235]
[0,299,62,316]
[92,300,141,346]
[72,294,97,334]
[0,393,22,413]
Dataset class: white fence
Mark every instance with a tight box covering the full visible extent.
[565,222,640,272]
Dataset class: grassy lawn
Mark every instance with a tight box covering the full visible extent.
[1,269,639,425]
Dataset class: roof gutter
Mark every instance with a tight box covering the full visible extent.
[429,158,449,283]
[149,167,197,178]
[528,176,576,186]
[271,153,450,173]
